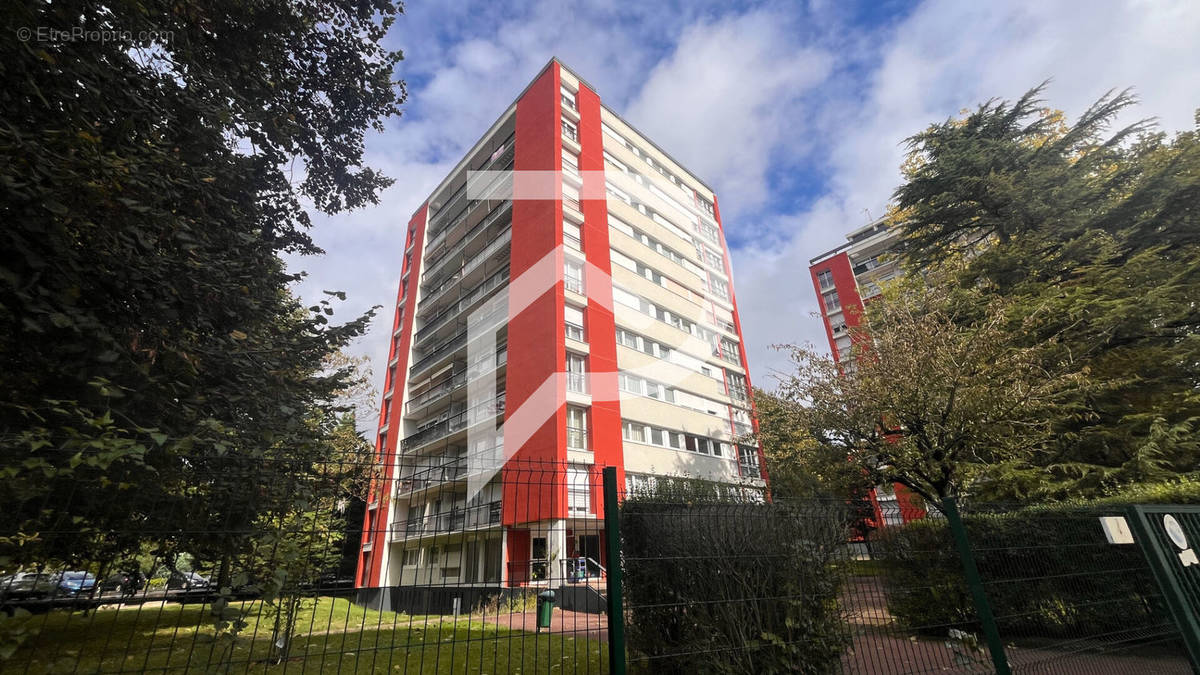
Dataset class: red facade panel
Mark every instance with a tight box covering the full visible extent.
[358,204,427,588]
[575,75,624,504]
[503,62,566,525]
[809,251,863,364]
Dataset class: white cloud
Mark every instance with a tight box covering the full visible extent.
[730,0,1200,393]
[625,11,834,216]
[292,0,1200,412]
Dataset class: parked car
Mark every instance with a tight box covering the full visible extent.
[57,571,97,596]
[0,572,61,600]
[99,571,146,596]
[167,571,210,591]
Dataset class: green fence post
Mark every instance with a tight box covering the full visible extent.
[943,497,1011,675]
[602,467,627,675]
[1125,505,1200,673]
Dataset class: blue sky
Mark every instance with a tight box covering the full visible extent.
[291,0,1200,412]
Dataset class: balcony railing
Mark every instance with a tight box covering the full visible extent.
[564,276,583,294]
[421,227,512,311]
[565,323,584,342]
[424,200,513,289]
[401,393,507,451]
[426,134,514,240]
[566,373,588,394]
[406,370,466,413]
[409,331,468,377]
[567,426,588,451]
[395,458,467,497]
[415,266,510,346]
[407,348,508,415]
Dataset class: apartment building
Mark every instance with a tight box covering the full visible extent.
[808,220,923,527]
[807,219,901,365]
[356,59,766,607]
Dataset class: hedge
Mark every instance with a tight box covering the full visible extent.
[875,478,1200,639]
[620,487,849,675]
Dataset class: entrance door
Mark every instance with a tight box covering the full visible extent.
[532,536,548,581]
[577,535,601,576]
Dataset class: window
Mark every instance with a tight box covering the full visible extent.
[568,465,590,515]
[562,119,578,142]
[564,219,582,250]
[817,269,834,290]
[567,405,589,450]
[695,220,720,244]
[724,369,744,401]
[562,149,580,177]
[726,372,749,403]
[719,337,741,364]
[700,245,724,270]
[565,305,585,342]
[562,183,580,212]
[564,259,584,294]
[606,182,631,205]
[622,421,645,443]
[698,197,715,217]
[709,276,730,301]
[566,353,587,394]
[738,446,760,477]
[403,549,419,566]
[823,290,840,312]
[560,88,577,111]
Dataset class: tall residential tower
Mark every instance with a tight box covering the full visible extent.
[356,60,766,602]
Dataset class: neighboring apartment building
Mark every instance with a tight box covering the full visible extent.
[356,59,766,607]
[808,220,922,527]
[807,219,900,365]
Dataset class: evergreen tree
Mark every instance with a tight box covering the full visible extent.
[891,87,1200,498]
[0,1,405,569]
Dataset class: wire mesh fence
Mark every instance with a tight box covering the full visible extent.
[0,456,608,674]
[1,454,1196,674]
[615,483,1194,674]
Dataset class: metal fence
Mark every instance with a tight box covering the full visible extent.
[1,456,1196,674]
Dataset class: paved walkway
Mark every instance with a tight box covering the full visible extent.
[478,608,608,642]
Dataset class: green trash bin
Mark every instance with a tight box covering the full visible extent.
[536,590,556,632]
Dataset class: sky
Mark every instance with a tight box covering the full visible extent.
[290,0,1200,410]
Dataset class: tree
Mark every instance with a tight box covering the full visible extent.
[0,0,405,574]
[753,387,880,541]
[777,270,1087,508]
[891,85,1200,496]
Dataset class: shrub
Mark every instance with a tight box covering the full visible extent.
[621,491,848,675]
[876,479,1200,639]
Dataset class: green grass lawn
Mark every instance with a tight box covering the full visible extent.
[1,597,607,674]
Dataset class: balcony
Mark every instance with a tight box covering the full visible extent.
[564,276,583,295]
[406,348,508,415]
[421,227,512,312]
[395,500,502,539]
[395,458,468,498]
[400,393,507,451]
[415,266,510,346]
[423,199,513,290]
[410,303,509,378]
[426,134,515,243]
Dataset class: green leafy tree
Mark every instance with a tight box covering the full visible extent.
[891,85,1200,497]
[778,271,1087,508]
[0,0,405,577]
